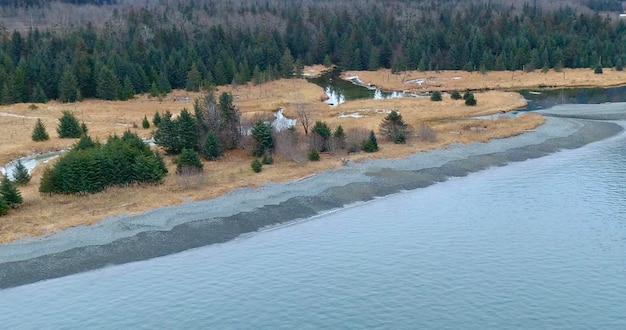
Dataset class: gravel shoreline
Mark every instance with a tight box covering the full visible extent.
[1,103,625,289]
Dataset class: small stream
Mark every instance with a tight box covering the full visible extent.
[1,150,67,180]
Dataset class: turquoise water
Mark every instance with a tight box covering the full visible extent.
[1,126,626,329]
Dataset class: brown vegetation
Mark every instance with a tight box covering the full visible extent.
[0,67,618,243]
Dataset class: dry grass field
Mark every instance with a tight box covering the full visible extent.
[344,68,626,93]
[0,66,621,243]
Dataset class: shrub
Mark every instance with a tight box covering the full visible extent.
[465,93,477,106]
[430,91,442,101]
[251,158,262,173]
[12,160,31,185]
[32,118,50,141]
[345,128,370,154]
[416,124,437,142]
[450,91,462,100]
[308,148,320,161]
[176,148,203,174]
[262,152,274,165]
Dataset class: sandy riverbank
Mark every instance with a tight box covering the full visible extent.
[1,103,625,289]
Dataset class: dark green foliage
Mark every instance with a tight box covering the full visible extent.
[81,122,88,135]
[96,66,121,100]
[251,158,262,173]
[32,118,50,141]
[616,58,624,71]
[142,116,150,129]
[0,196,7,216]
[57,111,83,138]
[380,111,409,144]
[203,131,223,160]
[39,131,167,194]
[12,160,31,185]
[73,135,97,151]
[312,121,332,152]
[262,152,274,165]
[186,63,202,92]
[120,76,136,101]
[308,148,320,161]
[362,130,379,153]
[430,91,442,101]
[59,69,79,103]
[176,148,203,174]
[154,109,198,154]
[251,120,274,157]
[450,91,462,100]
[152,112,162,127]
[594,64,603,74]
[333,124,346,150]
[465,93,477,106]
[463,91,472,100]
[1,176,22,207]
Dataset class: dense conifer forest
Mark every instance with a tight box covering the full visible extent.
[0,0,624,104]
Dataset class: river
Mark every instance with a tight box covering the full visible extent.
[0,119,625,328]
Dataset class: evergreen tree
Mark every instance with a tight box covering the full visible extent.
[12,160,31,185]
[308,148,320,161]
[31,84,48,103]
[312,121,332,152]
[32,118,50,141]
[203,131,223,160]
[279,50,295,78]
[451,91,462,100]
[380,110,409,144]
[362,130,379,153]
[1,81,14,105]
[251,120,274,157]
[142,116,150,129]
[152,111,162,127]
[57,111,83,138]
[465,93,477,106]
[176,148,203,174]
[1,176,22,208]
[96,66,121,100]
[251,158,262,173]
[176,108,199,152]
[186,62,202,92]
[0,195,8,216]
[120,76,136,100]
[430,91,442,102]
[59,69,79,103]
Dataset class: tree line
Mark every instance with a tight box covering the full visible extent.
[0,0,624,105]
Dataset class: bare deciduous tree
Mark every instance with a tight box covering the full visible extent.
[294,102,314,136]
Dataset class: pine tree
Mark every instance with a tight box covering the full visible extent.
[251,158,262,173]
[176,148,203,174]
[1,176,22,208]
[0,196,8,216]
[59,69,79,103]
[120,76,136,100]
[362,130,379,153]
[96,66,121,100]
[142,116,150,129]
[32,118,50,141]
[465,93,477,106]
[12,160,31,185]
[153,111,162,127]
[57,111,83,138]
[186,62,202,92]
[430,91,442,102]
[203,131,223,160]
[251,120,274,157]
[380,111,409,144]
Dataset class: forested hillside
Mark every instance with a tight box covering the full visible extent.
[0,0,624,104]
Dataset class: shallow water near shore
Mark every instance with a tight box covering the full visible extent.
[1,122,625,329]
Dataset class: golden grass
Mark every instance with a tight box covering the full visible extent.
[2,66,614,243]
[344,68,626,93]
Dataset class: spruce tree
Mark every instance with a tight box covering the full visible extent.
[1,176,22,208]
[251,120,274,157]
[120,76,136,100]
[57,111,83,138]
[203,131,223,160]
[59,69,79,103]
[142,116,150,129]
[0,196,8,216]
[186,62,202,92]
[380,111,409,143]
[362,130,379,153]
[32,118,50,141]
[176,148,203,174]
[12,160,31,185]
[153,111,162,127]
[430,91,442,102]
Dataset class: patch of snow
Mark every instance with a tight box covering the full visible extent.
[406,78,425,85]
[338,113,363,118]
[271,108,297,131]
